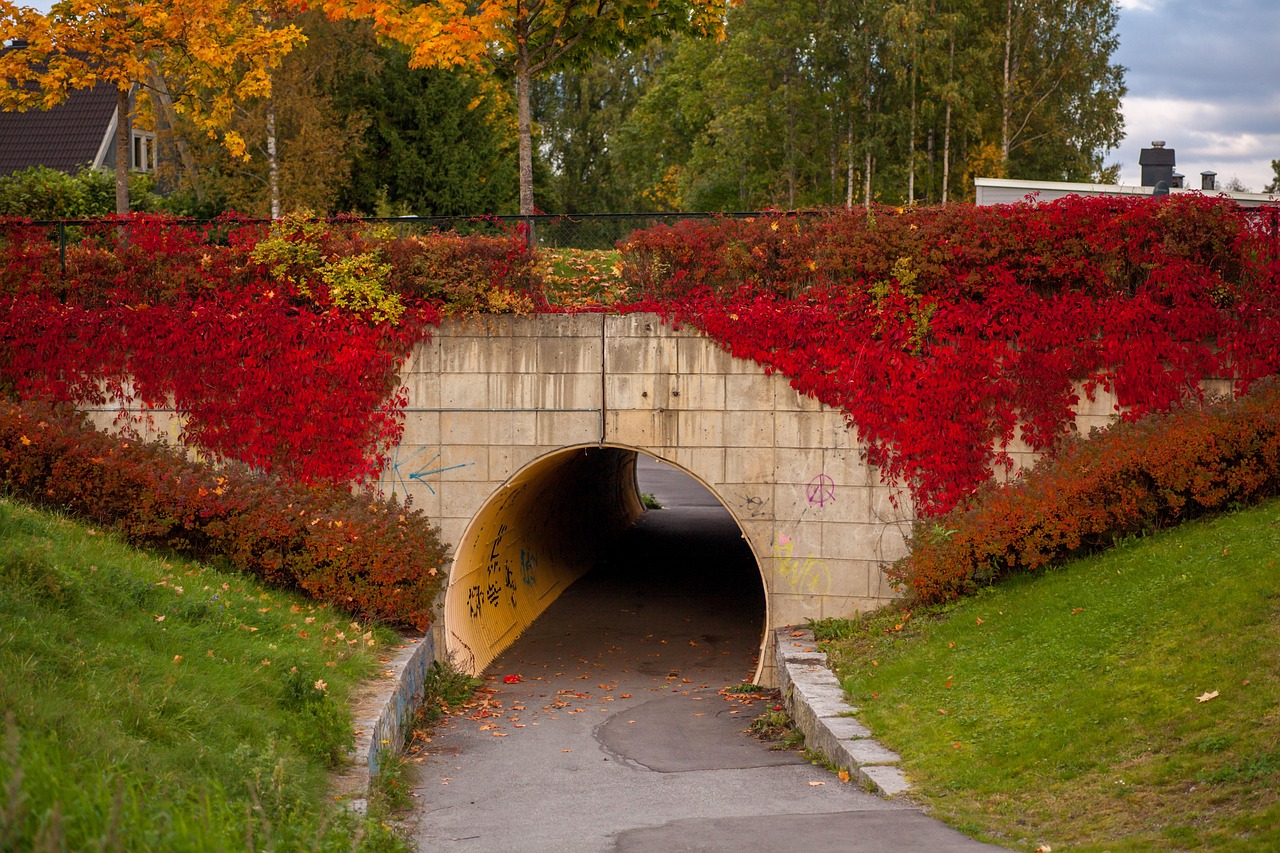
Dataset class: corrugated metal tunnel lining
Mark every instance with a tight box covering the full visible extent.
[442,446,768,679]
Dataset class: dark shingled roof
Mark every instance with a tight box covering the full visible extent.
[0,57,118,176]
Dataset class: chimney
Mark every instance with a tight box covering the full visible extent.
[1139,141,1176,188]
[1201,171,1217,191]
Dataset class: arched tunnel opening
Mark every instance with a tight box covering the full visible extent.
[442,446,769,685]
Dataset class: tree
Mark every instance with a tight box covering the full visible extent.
[0,0,303,213]
[533,43,664,213]
[1265,160,1279,194]
[163,12,374,217]
[336,40,521,216]
[988,0,1125,180]
[315,0,726,215]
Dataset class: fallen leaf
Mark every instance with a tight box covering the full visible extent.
[1071,608,1083,615]
[503,674,523,683]
[561,749,572,753]
[976,617,985,625]
[492,732,508,737]
[479,724,498,731]
[938,708,948,715]
[1196,690,1220,703]
[838,770,851,783]
[808,781,825,787]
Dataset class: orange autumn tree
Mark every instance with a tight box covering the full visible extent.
[0,0,304,213]
[314,0,726,216]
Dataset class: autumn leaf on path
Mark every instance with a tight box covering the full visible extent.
[808,781,825,786]
[503,674,523,683]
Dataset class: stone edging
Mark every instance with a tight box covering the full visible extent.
[333,631,436,807]
[775,627,910,797]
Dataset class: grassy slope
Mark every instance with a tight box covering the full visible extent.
[0,498,409,851]
[829,498,1280,852]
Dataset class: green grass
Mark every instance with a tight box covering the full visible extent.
[824,498,1280,852]
[537,248,627,306]
[0,498,412,851]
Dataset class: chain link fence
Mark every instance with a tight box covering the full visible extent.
[2,205,1276,276]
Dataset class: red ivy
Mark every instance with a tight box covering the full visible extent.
[624,196,1280,514]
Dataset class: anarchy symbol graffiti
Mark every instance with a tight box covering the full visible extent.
[805,473,836,507]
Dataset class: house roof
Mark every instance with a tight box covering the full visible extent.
[0,62,119,176]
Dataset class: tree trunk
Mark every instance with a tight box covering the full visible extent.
[1001,0,1014,164]
[907,60,917,205]
[149,68,200,197]
[266,98,281,220]
[516,3,535,218]
[115,87,131,215]
[846,118,854,210]
[942,36,954,204]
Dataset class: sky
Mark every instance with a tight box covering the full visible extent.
[1113,0,1280,193]
[9,0,1280,193]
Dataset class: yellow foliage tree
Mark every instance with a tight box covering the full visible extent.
[0,0,304,213]
[313,0,726,215]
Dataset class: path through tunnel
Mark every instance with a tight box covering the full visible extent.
[442,447,768,686]
[417,456,986,851]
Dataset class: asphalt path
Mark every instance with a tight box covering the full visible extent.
[408,456,1005,852]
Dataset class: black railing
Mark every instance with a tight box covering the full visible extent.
[3,204,1277,278]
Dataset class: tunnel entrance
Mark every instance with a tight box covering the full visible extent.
[442,446,769,683]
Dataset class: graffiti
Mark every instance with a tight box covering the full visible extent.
[520,549,538,587]
[383,445,474,498]
[773,533,831,595]
[805,473,836,507]
[466,524,519,619]
[737,494,767,518]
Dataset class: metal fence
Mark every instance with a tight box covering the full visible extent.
[3,205,1277,276]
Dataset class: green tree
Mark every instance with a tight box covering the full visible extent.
[335,44,521,216]
[987,0,1126,181]
[1265,160,1280,194]
[316,0,726,215]
[533,44,666,213]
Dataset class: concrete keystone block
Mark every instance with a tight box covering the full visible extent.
[858,765,911,797]
[823,715,873,740]
[799,665,840,685]
[842,739,901,767]
[803,690,853,720]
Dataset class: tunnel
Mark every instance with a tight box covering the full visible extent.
[442,445,769,682]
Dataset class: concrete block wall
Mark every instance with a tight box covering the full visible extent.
[392,313,916,683]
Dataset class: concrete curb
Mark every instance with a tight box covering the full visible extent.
[335,631,436,807]
[775,627,910,797]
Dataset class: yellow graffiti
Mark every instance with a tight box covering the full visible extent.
[773,534,831,595]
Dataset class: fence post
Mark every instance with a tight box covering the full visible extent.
[1272,208,1278,263]
[58,221,66,276]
